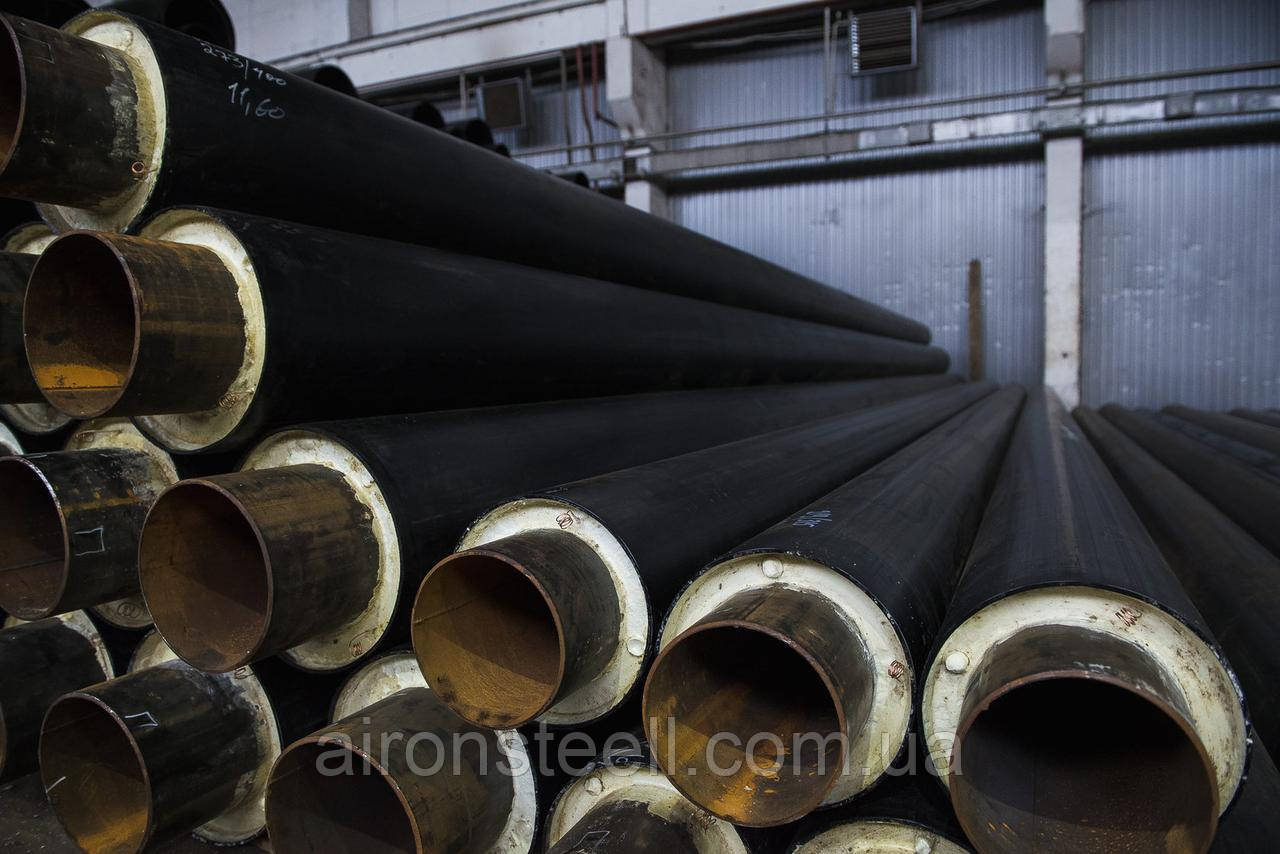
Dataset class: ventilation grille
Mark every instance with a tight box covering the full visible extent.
[850,5,919,74]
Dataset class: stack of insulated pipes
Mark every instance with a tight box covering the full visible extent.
[0,6,993,854]
[0,4,1273,854]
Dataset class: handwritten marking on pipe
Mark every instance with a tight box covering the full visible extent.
[556,512,576,530]
[45,776,67,794]
[71,527,106,556]
[792,510,833,528]
[124,711,159,729]
[569,830,611,852]
[888,660,906,680]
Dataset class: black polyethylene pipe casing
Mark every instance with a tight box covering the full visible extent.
[0,250,40,402]
[1232,409,1280,430]
[927,390,1246,854]
[417,381,997,729]
[1101,405,1280,557]
[641,387,1021,825]
[169,375,958,672]
[0,614,109,781]
[1077,405,1280,752]
[28,11,928,342]
[100,0,234,49]
[1210,737,1280,853]
[290,64,356,97]
[42,208,950,453]
[1162,405,1280,457]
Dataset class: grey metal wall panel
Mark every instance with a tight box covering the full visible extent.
[666,3,1044,148]
[1087,0,1280,99]
[1082,142,1280,408]
[670,160,1046,386]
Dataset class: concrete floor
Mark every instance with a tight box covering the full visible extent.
[0,773,273,853]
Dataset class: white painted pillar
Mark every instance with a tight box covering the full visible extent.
[606,35,669,216]
[1043,0,1085,407]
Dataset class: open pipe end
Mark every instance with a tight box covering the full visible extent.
[139,480,270,673]
[413,551,566,728]
[644,621,846,827]
[0,17,25,176]
[25,233,139,418]
[0,457,67,619]
[951,674,1219,854]
[266,738,420,853]
[40,693,152,854]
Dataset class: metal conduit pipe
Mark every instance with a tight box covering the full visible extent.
[136,376,958,674]
[40,634,332,852]
[0,419,177,624]
[922,390,1248,854]
[645,387,1022,825]
[0,249,39,402]
[0,10,929,343]
[1076,406,1280,752]
[21,209,947,453]
[415,383,996,734]
[0,610,111,782]
[265,685,525,854]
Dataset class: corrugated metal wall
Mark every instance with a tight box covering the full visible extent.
[662,2,1045,384]
[1082,0,1280,406]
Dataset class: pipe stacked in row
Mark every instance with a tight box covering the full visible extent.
[0,10,928,342]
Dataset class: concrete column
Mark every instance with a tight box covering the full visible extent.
[606,35,669,216]
[1042,0,1085,406]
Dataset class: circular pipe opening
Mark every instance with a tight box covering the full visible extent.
[25,233,139,418]
[414,552,564,726]
[139,481,270,673]
[951,676,1219,853]
[0,19,24,172]
[0,458,67,619]
[266,740,419,853]
[40,694,152,853]
[645,624,845,826]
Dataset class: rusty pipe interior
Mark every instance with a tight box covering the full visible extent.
[643,586,872,827]
[266,686,516,853]
[139,466,379,672]
[39,694,151,853]
[413,529,620,728]
[949,624,1220,854]
[24,231,246,419]
[265,740,420,854]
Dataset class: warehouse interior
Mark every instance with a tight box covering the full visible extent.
[0,0,1276,853]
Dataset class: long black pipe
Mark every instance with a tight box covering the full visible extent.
[922,390,1247,854]
[0,11,929,343]
[1077,406,1280,752]
[415,382,996,733]
[0,612,111,782]
[22,208,947,452]
[0,0,233,47]
[1233,409,1280,430]
[1149,408,1280,479]
[137,375,959,673]
[1101,405,1280,557]
[291,64,356,97]
[642,387,1022,825]
[1163,405,1280,457]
